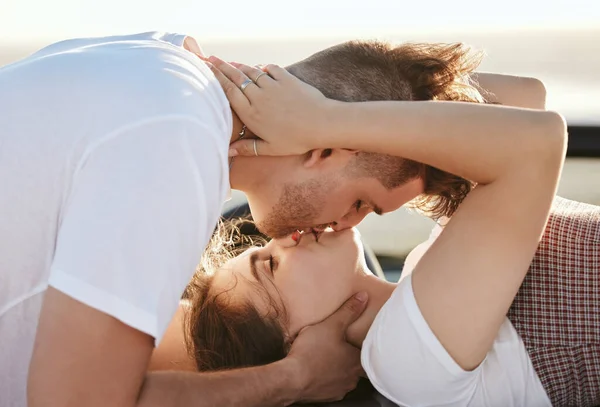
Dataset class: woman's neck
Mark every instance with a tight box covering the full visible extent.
[346,273,397,348]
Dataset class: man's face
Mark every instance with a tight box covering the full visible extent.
[246,166,425,238]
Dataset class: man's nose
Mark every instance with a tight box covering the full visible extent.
[331,212,368,232]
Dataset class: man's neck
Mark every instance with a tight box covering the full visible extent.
[230,110,247,145]
[228,110,259,191]
[346,273,397,348]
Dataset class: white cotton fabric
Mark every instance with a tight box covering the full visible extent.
[0,32,231,406]
[362,225,551,406]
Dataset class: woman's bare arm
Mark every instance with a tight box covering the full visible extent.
[472,72,547,109]
[330,100,563,185]
[325,100,567,370]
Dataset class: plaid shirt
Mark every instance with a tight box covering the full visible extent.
[507,196,600,407]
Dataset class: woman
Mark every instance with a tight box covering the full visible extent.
[151,50,577,405]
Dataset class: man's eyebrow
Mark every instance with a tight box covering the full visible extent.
[249,251,260,282]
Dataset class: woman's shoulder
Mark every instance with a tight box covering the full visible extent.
[361,275,548,406]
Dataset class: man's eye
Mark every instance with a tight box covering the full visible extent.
[354,200,363,212]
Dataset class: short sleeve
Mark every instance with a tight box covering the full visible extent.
[361,274,483,406]
[402,219,447,276]
[49,117,227,345]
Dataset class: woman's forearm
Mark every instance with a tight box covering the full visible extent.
[471,72,547,110]
[138,360,299,407]
[327,100,565,185]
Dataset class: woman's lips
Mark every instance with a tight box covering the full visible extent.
[291,230,301,242]
[292,227,348,246]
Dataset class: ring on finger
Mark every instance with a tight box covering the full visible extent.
[253,72,268,84]
[240,78,253,92]
[253,139,259,156]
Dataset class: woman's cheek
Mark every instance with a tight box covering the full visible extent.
[285,290,325,332]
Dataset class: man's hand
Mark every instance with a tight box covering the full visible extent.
[286,292,368,403]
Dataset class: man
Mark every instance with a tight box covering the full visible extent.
[0,32,368,407]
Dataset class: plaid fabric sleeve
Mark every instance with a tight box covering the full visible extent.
[507,196,600,407]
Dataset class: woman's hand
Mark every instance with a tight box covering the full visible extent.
[205,56,335,157]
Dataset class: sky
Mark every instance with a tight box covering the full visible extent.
[2,0,599,42]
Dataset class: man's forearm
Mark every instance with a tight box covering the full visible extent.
[137,359,300,407]
[471,72,547,110]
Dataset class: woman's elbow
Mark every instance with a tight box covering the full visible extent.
[533,111,568,170]
[523,77,548,110]
[544,111,568,154]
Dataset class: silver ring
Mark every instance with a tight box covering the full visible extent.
[240,79,253,92]
[253,72,268,84]
[253,139,259,156]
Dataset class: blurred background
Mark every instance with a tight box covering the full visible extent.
[2,0,599,280]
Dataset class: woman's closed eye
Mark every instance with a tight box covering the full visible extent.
[269,255,278,274]
[262,255,278,277]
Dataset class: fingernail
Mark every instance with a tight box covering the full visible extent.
[228,148,238,157]
[204,61,214,69]
[208,55,221,63]
[291,230,301,242]
[355,292,368,303]
[230,61,240,67]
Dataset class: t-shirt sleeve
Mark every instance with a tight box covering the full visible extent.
[49,117,227,345]
[361,274,484,406]
[402,220,447,276]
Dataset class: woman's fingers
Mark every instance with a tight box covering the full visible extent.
[229,62,275,87]
[207,56,260,95]
[263,64,290,81]
[207,56,330,156]
[205,61,251,112]
[229,138,274,157]
[228,61,290,83]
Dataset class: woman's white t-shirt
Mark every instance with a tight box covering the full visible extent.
[361,226,552,406]
[0,32,231,406]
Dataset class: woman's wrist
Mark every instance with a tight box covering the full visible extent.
[314,99,356,150]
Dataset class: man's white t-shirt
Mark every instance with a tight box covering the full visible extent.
[361,224,551,406]
[0,32,232,405]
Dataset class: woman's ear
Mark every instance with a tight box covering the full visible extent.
[303,148,359,168]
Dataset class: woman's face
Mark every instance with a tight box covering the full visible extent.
[212,228,367,337]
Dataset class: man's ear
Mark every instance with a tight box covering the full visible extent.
[303,149,359,168]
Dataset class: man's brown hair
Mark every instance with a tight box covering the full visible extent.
[288,41,486,219]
